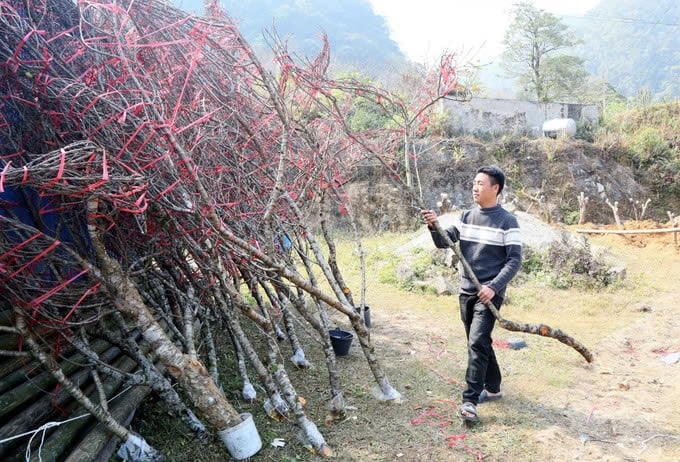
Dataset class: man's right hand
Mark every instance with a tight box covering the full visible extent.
[420,209,438,227]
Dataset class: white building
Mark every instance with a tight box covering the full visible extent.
[441,97,599,138]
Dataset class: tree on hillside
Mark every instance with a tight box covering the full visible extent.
[502,2,586,102]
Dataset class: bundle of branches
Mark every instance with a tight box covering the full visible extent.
[1,0,471,458]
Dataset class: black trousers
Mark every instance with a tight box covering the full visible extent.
[459,293,503,404]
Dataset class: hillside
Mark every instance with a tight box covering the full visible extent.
[340,136,678,236]
[172,0,406,72]
[569,0,680,99]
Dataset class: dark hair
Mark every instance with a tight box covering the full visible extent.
[477,165,505,196]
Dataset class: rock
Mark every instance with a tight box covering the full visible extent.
[395,260,416,283]
[617,380,630,391]
[606,266,627,282]
[444,249,458,267]
[507,337,528,350]
[425,275,457,295]
[396,210,563,255]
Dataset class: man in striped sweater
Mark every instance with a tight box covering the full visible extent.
[422,166,522,422]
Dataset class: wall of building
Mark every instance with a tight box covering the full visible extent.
[442,97,599,137]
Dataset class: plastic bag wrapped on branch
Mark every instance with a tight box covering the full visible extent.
[85,199,255,434]
[140,226,301,421]
[170,213,348,427]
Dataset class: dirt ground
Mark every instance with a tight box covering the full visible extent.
[536,224,680,462]
[303,223,680,462]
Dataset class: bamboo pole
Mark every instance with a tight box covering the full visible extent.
[0,333,20,351]
[0,357,35,383]
[0,339,110,419]
[0,346,122,459]
[64,385,151,462]
[0,308,11,326]
[27,354,140,462]
[575,227,680,234]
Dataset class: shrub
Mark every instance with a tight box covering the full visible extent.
[564,210,581,225]
[630,127,669,166]
[521,247,544,275]
[575,120,596,142]
[424,109,452,138]
[546,236,612,289]
[367,250,400,285]
[395,248,436,291]
[521,235,614,290]
[594,102,680,218]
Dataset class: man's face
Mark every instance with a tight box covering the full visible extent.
[471,173,498,207]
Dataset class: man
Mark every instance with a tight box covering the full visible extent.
[421,165,522,422]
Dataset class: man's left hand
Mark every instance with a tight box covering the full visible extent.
[478,286,495,304]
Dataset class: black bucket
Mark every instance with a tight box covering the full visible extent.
[329,329,353,356]
[355,305,372,328]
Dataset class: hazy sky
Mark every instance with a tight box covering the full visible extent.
[367,0,601,63]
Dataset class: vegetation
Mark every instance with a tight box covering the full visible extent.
[174,0,679,102]
[2,0,679,460]
[501,2,587,102]
[135,230,680,461]
[596,101,680,200]
[570,0,680,100]
[520,236,615,290]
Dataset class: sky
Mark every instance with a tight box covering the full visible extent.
[367,0,601,64]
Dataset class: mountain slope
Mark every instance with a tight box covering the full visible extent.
[172,0,406,72]
[570,0,680,99]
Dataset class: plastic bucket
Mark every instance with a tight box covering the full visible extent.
[354,305,372,328]
[329,329,353,356]
[217,413,262,460]
[362,306,372,328]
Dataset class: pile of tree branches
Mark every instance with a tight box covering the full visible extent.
[0,0,466,458]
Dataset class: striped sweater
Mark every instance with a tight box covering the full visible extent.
[430,205,522,298]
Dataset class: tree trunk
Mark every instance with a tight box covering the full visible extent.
[87,202,243,431]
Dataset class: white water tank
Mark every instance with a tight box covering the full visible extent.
[542,118,576,138]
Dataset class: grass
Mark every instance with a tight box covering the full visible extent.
[133,228,680,461]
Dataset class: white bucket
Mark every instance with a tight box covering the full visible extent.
[217,413,262,460]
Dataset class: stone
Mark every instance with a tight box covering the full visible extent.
[427,275,457,295]
[606,266,627,282]
[507,337,528,350]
